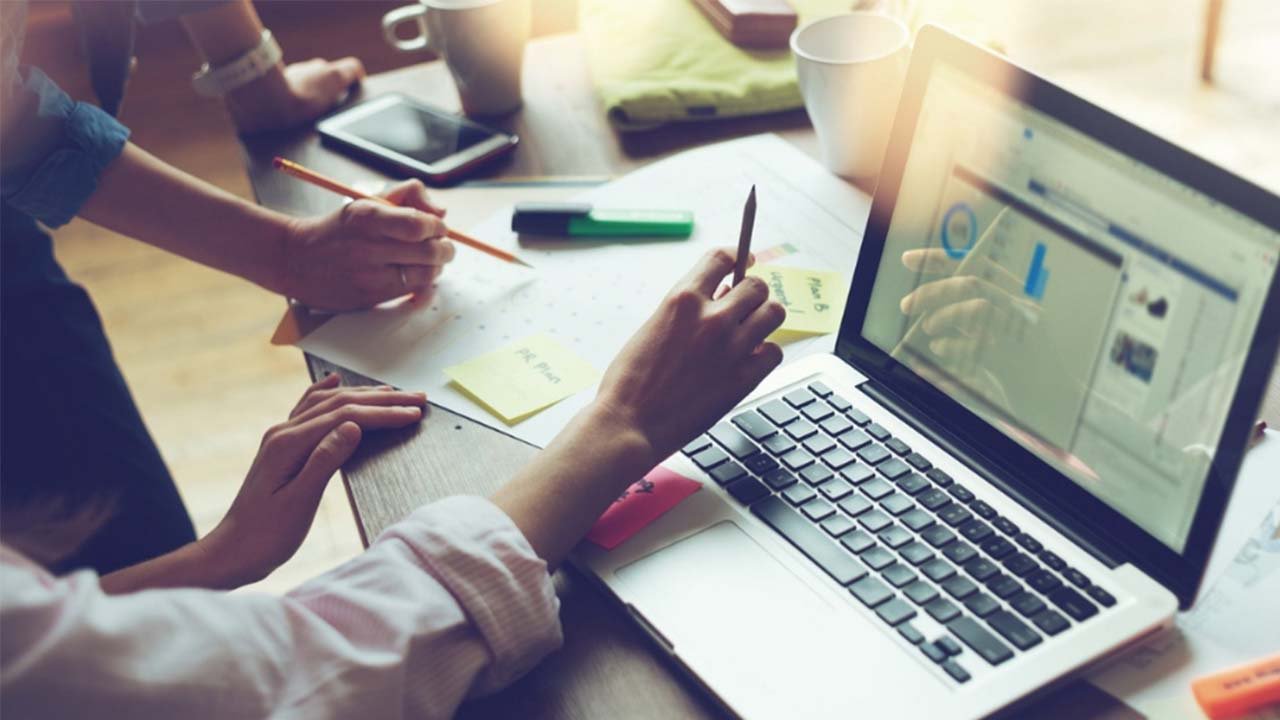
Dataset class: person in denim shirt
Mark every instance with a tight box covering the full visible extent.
[1,1,457,578]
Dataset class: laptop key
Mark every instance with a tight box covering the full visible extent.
[898,622,925,645]
[709,462,747,486]
[885,437,912,456]
[827,393,852,412]
[904,580,939,605]
[818,479,854,502]
[802,403,834,423]
[798,430,839,453]
[993,516,1020,536]
[1048,587,1098,621]
[877,457,911,480]
[838,495,872,517]
[800,464,834,486]
[988,610,1042,650]
[905,452,932,471]
[1032,609,1070,636]
[943,542,978,564]
[880,493,914,517]
[1010,592,1047,618]
[841,464,874,485]
[762,468,798,491]
[965,558,1000,583]
[759,399,798,426]
[900,541,935,566]
[919,488,951,511]
[1002,552,1039,577]
[861,478,895,501]
[921,525,956,548]
[948,616,1014,666]
[808,381,834,398]
[959,519,994,543]
[849,576,893,608]
[801,498,835,521]
[941,660,970,683]
[780,449,815,471]
[846,406,872,426]
[942,576,978,600]
[964,592,1000,618]
[682,436,712,455]
[709,423,760,460]
[691,447,729,470]
[926,468,954,487]
[822,448,856,470]
[980,537,1015,560]
[882,563,917,588]
[859,509,892,533]
[925,598,962,623]
[939,505,973,527]
[744,454,779,475]
[1027,570,1064,594]
[726,477,770,505]
[783,484,816,506]
[937,636,963,656]
[838,428,872,450]
[1038,549,1065,571]
[752,496,867,586]
[922,558,957,582]
[821,513,856,538]
[820,415,853,437]
[840,529,875,554]
[784,388,816,408]
[763,434,796,456]
[1087,585,1116,608]
[921,641,947,664]
[866,423,891,441]
[988,575,1023,600]
[857,444,891,465]
[947,483,976,503]
[1064,567,1092,589]
[901,508,935,532]
[731,411,775,441]
[1018,533,1045,554]
[879,525,913,549]
[969,499,997,520]
[785,420,818,441]
[896,473,930,496]
[861,545,896,570]
[876,597,917,626]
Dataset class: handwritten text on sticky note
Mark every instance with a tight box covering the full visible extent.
[747,265,848,338]
[444,333,599,424]
[586,467,702,550]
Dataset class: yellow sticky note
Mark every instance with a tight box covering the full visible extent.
[444,334,600,424]
[748,265,849,341]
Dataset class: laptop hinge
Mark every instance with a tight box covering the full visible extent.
[859,378,1122,570]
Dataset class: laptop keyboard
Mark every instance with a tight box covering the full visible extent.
[682,378,1118,684]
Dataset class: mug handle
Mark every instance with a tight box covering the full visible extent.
[382,5,431,53]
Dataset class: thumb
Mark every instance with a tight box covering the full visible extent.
[289,421,363,499]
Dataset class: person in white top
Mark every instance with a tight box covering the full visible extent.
[1,248,786,719]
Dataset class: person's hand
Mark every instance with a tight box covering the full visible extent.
[228,57,366,134]
[593,248,786,459]
[198,373,427,586]
[277,179,455,311]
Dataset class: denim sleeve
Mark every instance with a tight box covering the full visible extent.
[0,67,130,229]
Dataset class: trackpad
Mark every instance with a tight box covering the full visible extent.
[615,522,849,707]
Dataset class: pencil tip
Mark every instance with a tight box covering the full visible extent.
[272,156,284,168]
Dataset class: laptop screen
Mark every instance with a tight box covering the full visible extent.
[859,64,1280,553]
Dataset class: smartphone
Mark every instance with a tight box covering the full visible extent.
[317,94,518,183]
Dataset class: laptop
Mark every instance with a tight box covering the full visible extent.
[576,24,1280,719]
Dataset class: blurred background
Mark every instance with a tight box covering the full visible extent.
[17,0,1279,593]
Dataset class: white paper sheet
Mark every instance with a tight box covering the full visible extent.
[300,134,870,447]
[1089,430,1280,719]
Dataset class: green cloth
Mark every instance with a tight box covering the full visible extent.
[580,0,853,130]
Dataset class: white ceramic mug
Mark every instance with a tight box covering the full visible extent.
[382,0,531,116]
[791,12,910,179]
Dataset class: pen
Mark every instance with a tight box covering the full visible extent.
[733,185,757,286]
[272,157,533,268]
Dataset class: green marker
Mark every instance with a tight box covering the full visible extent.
[511,202,694,238]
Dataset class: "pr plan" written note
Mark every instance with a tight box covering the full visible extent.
[444,333,600,424]
[747,265,849,340]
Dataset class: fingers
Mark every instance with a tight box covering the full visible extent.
[718,275,770,322]
[737,342,784,386]
[286,421,362,500]
[290,386,428,426]
[920,297,1004,337]
[733,300,786,355]
[902,248,1023,287]
[381,179,446,217]
[899,274,1008,316]
[341,200,446,243]
[353,265,437,303]
[368,238,456,267]
[679,248,737,298]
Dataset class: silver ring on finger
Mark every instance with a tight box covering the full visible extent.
[398,264,408,288]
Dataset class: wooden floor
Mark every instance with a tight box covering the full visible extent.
[22,0,1280,594]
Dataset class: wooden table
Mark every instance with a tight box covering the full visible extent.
[243,32,1276,720]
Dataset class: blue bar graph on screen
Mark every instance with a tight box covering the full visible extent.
[1025,242,1049,300]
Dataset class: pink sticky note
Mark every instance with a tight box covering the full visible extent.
[586,467,702,550]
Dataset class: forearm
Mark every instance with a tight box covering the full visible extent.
[77,143,290,293]
[491,403,657,568]
[100,538,241,594]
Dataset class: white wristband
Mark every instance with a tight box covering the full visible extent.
[191,29,283,98]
